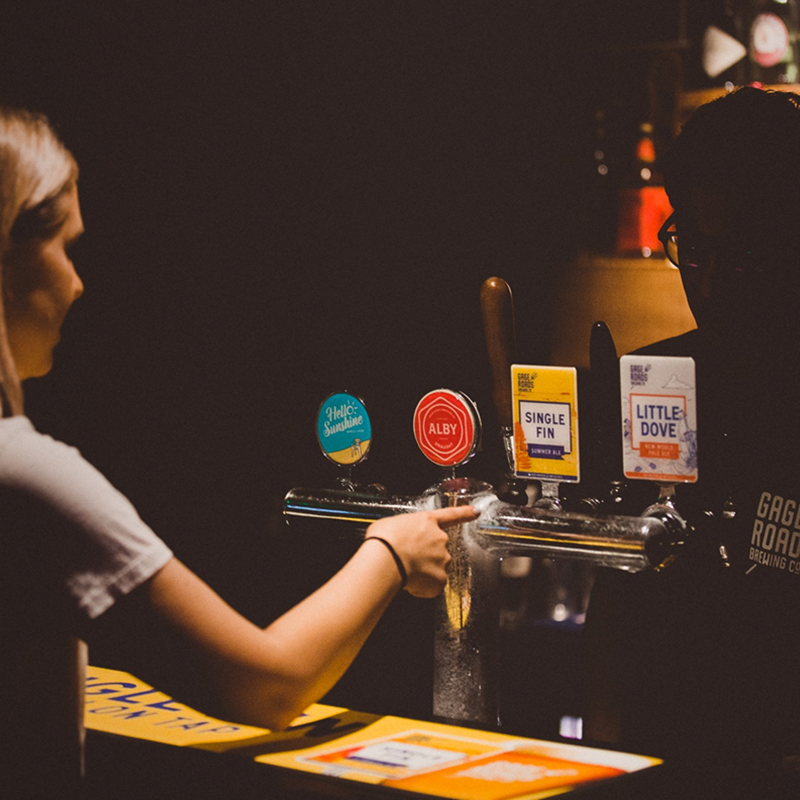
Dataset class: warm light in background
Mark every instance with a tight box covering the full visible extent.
[549,252,696,368]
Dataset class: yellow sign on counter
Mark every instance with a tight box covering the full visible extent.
[511,365,580,483]
[86,666,659,798]
[85,666,346,750]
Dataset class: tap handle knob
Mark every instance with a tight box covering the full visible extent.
[480,277,517,429]
[589,320,622,479]
[589,320,619,415]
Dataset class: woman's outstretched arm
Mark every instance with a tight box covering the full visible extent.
[93,505,477,730]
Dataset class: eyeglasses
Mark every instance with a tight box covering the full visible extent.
[657,212,766,277]
[657,213,681,268]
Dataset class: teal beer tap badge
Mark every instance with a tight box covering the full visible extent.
[316,393,372,466]
[620,355,697,483]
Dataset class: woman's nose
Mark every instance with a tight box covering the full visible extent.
[72,271,84,301]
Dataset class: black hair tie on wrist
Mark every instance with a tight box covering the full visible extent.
[365,536,408,588]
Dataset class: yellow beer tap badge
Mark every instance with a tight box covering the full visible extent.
[511,365,580,483]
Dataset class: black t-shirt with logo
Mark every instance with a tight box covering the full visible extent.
[585,331,800,774]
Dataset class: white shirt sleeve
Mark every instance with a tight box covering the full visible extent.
[0,416,173,619]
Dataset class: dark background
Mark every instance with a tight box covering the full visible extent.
[0,1,712,720]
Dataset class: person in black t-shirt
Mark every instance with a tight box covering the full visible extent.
[584,87,800,791]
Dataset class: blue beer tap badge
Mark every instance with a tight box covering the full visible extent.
[316,392,372,466]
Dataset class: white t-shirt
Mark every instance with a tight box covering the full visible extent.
[0,416,173,797]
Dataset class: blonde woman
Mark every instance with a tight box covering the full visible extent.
[0,107,475,798]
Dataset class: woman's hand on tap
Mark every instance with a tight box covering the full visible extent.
[365,506,478,598]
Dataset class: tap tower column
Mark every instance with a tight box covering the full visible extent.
[428,477,499,726]
[412,388,501,724]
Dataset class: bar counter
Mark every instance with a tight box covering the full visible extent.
[84,665,664,800]
[79,664,800,800]
[88,665,800,800]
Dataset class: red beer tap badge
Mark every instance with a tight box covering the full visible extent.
[413,389,480,467]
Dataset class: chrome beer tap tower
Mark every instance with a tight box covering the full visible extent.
[284,278,696,728]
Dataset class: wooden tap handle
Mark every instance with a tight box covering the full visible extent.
[480,277,516,429]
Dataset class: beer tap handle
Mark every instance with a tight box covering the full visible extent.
[480,277,516,431]
[589,321,622,479]
[589,321,618,391]
[480,277,526,504]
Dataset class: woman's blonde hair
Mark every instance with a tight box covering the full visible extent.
[0,107,78,416]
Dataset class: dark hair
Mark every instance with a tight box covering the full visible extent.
[663,87,800,239]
